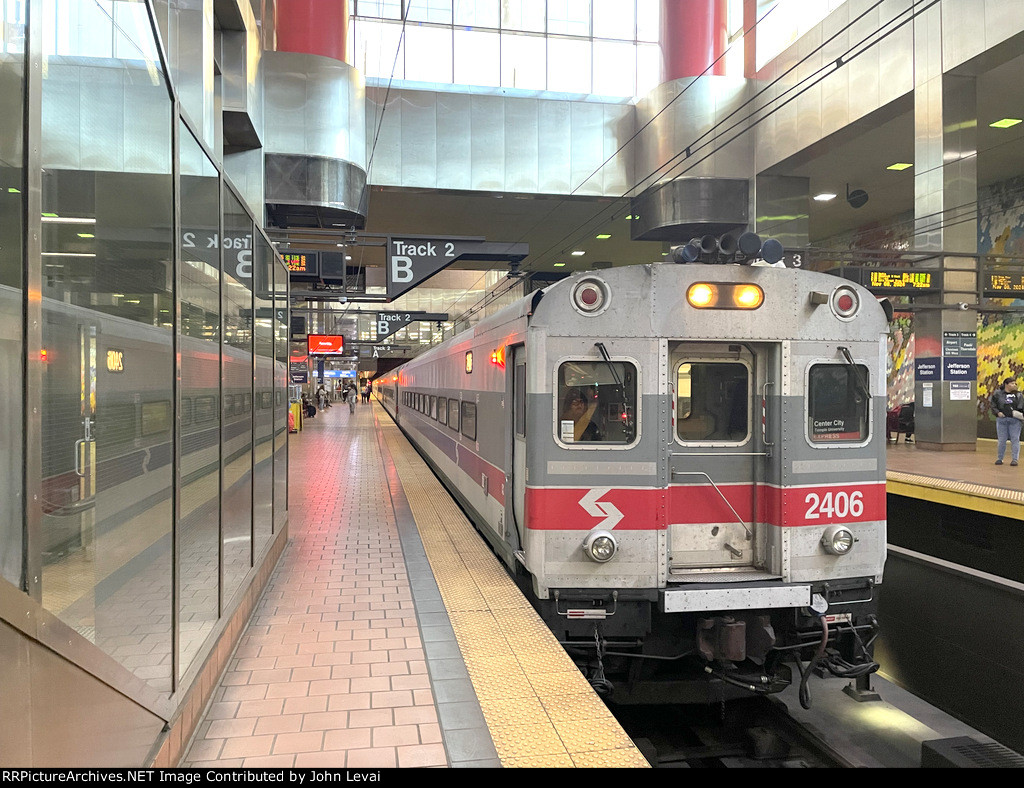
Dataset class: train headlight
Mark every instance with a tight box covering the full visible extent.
[687,282,763,309]
[733,284,764,309]
[821,525,855,555]
[687,283,717,307]
[583,530,618,563]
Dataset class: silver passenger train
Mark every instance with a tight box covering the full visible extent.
[378,262,888,704]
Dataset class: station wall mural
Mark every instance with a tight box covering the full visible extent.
[817,174,1024,438]
[977,174,1024,438]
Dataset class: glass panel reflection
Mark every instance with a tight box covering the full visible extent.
[178,122,221,678]
[0,0,25,587]
[221,188,253,601]
[39,0,174,692]
[253,235,274,556]
[273,256,288,533]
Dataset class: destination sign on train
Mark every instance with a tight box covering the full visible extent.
[984,272,1024,296]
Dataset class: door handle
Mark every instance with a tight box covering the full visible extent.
[74,439,86,477]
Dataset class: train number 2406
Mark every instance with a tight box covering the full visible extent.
[804,490,864,519]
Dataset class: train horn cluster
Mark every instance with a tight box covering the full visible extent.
[670,233,785,266]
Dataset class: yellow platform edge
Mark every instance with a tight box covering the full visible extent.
[374,404,650,768]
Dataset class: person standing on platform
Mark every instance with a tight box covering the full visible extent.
[348,382,357,414]
[990,377,1023,466]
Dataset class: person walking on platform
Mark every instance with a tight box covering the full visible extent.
[348,382,357,414]
[990,377,1023,466]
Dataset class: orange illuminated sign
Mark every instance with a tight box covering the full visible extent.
[307,334,345,355]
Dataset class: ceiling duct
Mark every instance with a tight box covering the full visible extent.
[629,177,749,243]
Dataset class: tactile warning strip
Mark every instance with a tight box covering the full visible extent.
[374,405,649,768]
[887,471,1024,521]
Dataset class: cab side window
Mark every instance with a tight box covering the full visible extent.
[808,364,869,443]
[556,360,637,445]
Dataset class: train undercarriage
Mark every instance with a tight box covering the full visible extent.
[526,584,881,706]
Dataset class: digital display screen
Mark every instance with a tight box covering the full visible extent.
[283,253,310,273]
[866,270,937,291]
[985,273,1024,296]
[307,334,345,355]
[828,267,942,294]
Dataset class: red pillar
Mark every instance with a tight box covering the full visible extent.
[661,0,728,79]
[275,0,349,64]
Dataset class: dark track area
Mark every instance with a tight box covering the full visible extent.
[610,696,852,768]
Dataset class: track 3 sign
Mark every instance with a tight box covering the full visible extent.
[386,236,528,300]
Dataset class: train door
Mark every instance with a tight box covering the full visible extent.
[667,342,774,578]
[510,345,527,551]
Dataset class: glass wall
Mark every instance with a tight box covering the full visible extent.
[221,188,254,601]
[253,235,275,556]
[0,0,25,587]
[0,0,290,699]
[39,0,175,691]
[178,122,222,678]
[273,252,289,533]
[351,0,662,97]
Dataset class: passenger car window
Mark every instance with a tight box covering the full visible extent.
[461,402,477,440]
[448,398,460,431]
[808,364,869,443]
[676,362,749,442]
[438,396,447,425]
[556,360,637,445]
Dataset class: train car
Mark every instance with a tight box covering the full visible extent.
[378,261,889,704]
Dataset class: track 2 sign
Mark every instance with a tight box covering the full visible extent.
[385,236,529,300]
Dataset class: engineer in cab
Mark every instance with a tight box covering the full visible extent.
[561,387,602,442]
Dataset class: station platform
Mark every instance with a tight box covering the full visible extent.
[886,439,1024,520]
[180,399,648,768]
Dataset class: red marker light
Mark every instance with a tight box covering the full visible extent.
[837,294,854,312]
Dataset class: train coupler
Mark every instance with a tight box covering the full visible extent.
[695,614,776,664]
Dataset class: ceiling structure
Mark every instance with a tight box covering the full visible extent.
[281,50,1024,364]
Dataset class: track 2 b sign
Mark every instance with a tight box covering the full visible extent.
[385,236,528,300]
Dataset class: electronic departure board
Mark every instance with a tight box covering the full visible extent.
[282,252,319,277]
[827,267,942,294]
[866,270,937,291]
[283,253,310,273]
[984,272,1024,296]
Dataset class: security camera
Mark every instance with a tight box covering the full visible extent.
[957,302,970,311]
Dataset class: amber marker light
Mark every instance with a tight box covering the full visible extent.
[687,283,717,307]
[733,284,764,309]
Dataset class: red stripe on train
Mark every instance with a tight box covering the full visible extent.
[525,482,886,530]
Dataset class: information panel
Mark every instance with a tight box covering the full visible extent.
[984,272,1024,296]
[828,267,942,294]
[307,334,345,355]
[283,252,320,279]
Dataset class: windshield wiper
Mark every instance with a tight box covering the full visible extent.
[838,346,871,401]
[595,342,631,418]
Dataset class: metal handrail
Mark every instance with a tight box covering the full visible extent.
[670,471,751,539]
